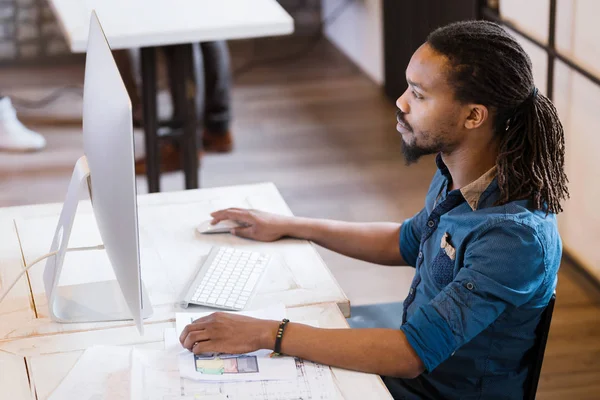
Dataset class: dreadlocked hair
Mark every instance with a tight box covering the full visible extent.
[427,20,569,214]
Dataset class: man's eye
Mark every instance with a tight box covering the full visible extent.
[412,90,423,100]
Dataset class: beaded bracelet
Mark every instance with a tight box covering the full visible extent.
[270,318,290,357]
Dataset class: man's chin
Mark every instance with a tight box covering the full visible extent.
[401,141,436,165]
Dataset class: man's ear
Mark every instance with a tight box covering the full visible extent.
[464,104,488,130]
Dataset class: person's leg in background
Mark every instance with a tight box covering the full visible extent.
[115,42,234,173]
[163,41,233,157]
[0,95,46,152]
[200,41,233,153]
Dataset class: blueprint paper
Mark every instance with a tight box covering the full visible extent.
[217,358,341,400]
[130,347,225,400]
[132,344,340,400]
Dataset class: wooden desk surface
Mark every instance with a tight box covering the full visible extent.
[48,0,294,52]
[1,303,392,399]
[0,182,349,341]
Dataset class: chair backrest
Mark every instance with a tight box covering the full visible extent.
[523,293,556,400]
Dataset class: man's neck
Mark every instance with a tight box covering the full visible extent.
[442,142,498,191]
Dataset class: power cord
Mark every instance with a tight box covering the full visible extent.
[233,0,356,78]
[9,85,83,109]
[0,244,105,305]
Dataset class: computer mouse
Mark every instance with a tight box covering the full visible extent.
[196,219,245,234]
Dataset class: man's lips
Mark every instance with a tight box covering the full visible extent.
[396,117,411,132]
[396,110,411,132]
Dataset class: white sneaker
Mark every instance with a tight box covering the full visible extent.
[0,97,46,152]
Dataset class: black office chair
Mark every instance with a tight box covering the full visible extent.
[523,293,556,400]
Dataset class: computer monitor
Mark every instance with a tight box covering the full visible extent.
[42,11,152,334]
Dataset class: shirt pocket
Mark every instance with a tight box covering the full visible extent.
[430,248,455,287]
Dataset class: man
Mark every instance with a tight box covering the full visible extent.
[0,96,46,152]
[179,21,568,399]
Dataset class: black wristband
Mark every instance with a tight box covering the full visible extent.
[272,318,290,357]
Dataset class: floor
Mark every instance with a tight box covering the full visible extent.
[1,36,599,399]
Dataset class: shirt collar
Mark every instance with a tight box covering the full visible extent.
[460,166,497,210]
[435,153,498,211]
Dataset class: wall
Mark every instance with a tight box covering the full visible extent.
[0,0,69,65]
[276,0,322,36]
[500,0,600,281]
[322,0,384,85]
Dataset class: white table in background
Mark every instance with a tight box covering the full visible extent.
[47,0,295,192]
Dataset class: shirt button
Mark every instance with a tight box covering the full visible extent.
[427,220,435,228]
[418,251,423,259]
[409,288,415,294]
[466,282,474,290]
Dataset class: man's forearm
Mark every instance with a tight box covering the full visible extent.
[260,321,424,378]
[285,218,406,266]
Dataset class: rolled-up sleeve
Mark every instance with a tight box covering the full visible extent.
[400,220,546,372]
[399,207,428,267]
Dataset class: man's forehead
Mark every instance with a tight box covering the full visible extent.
[406,44,450,91]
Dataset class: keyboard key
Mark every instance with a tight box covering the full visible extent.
[243,272,262,292]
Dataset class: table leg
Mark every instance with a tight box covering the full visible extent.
[173,44,200,189]
[140,47,160,193]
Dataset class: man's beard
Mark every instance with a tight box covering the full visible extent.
[401,137,442,165]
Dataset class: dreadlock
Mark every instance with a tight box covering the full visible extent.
[427,20,569,214]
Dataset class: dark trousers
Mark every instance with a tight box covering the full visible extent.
[114,42,232,137]
[164,41,232,136]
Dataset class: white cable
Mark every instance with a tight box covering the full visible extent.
[0,244,105,305]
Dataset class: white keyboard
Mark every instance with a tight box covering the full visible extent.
[180,246,271,311]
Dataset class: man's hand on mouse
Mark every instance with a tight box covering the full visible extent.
[210,208,292,242]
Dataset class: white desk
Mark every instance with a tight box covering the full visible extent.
[48,0,294,53]
[0,182,392,398]
[1,303,392,400]
[47,0,294,192]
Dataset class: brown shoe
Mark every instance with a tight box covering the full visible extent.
[203,130,233,153]
[135,143,202,175]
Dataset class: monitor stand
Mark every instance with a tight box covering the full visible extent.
[43,156,152,324]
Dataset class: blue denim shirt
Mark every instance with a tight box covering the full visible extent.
[387,155,561,400]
